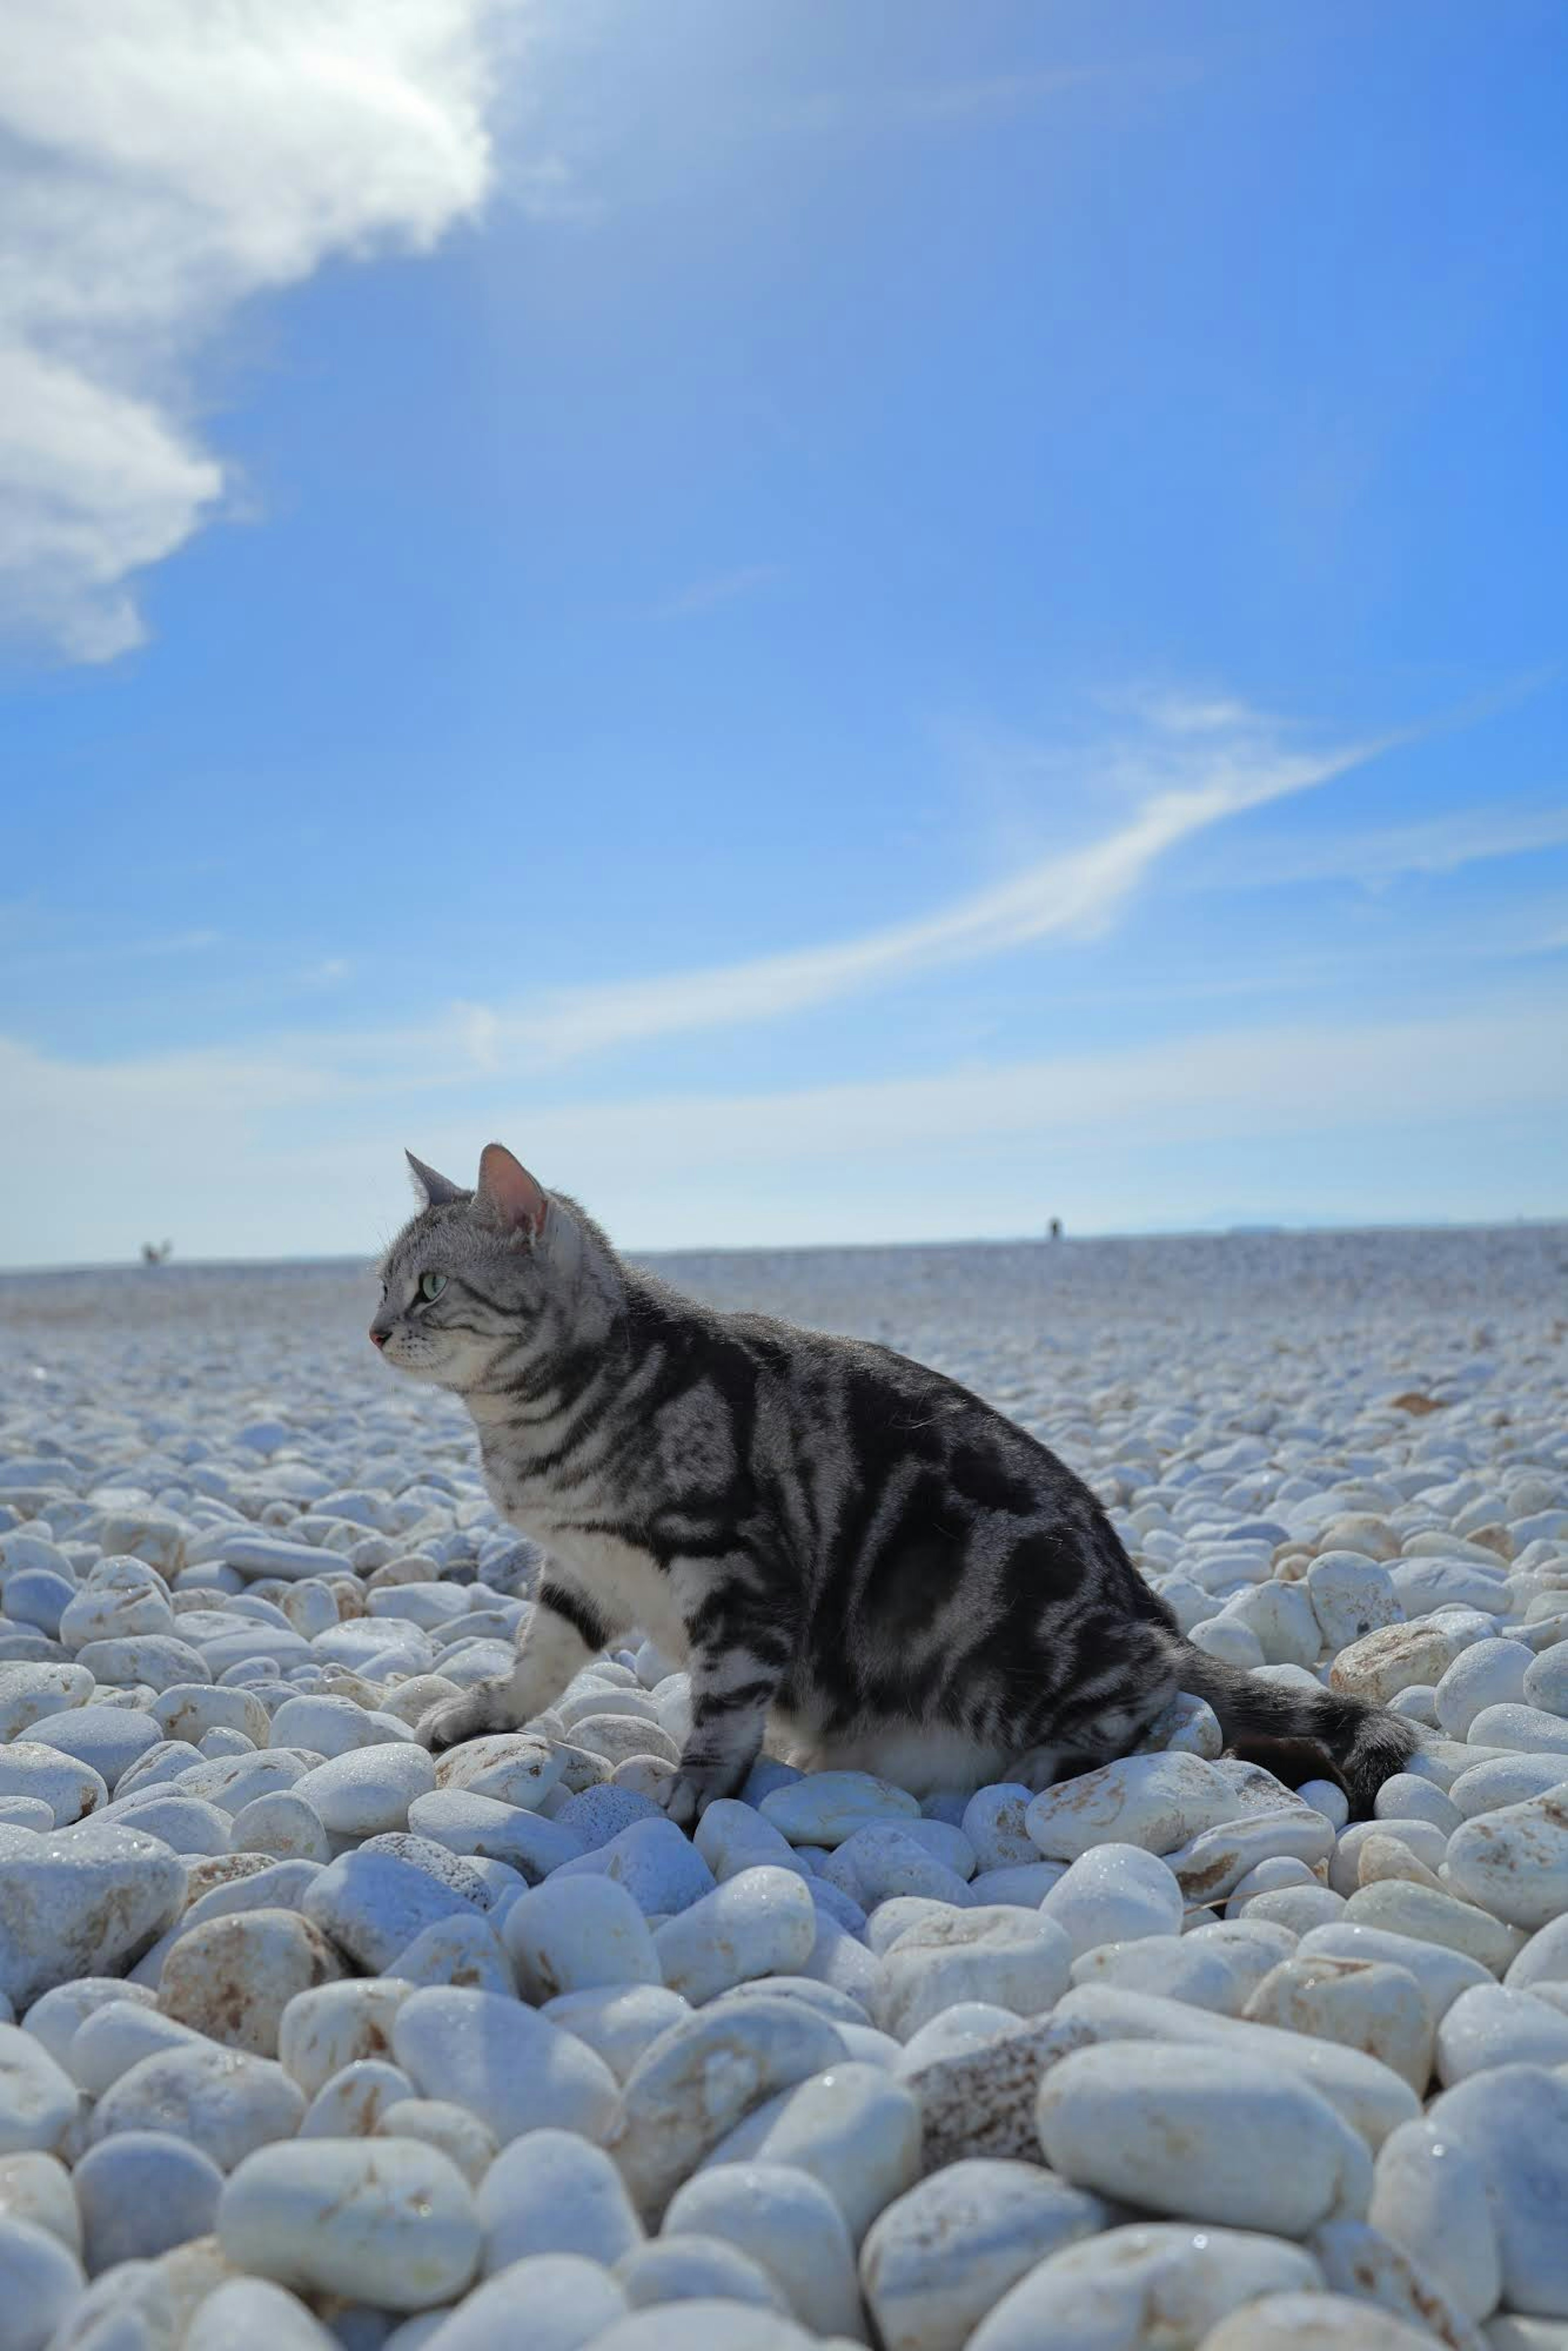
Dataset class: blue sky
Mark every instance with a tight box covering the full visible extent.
[3,0,1566,1266]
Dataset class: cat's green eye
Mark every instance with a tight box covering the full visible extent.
[419,1272,447,1301]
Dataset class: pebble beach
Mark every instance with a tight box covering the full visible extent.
[2,1224,1567,2351]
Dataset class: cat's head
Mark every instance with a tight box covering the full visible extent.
[371,1141,577,1391]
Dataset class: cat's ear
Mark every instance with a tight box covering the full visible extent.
[476,1142,548,1239]
[405,1150,467,1210]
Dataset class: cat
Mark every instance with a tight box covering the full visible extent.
[372,1141,1418,1826]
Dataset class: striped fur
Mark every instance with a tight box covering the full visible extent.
[373,1144,1418,1825]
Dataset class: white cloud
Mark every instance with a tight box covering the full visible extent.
[1196,799,1568,893]
[0,0,521,660]
[488,701,1397,1062]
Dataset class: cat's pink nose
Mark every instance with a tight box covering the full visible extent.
[369,1327,388,1349]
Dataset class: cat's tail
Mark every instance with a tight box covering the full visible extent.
[1172,1642,1421,1817]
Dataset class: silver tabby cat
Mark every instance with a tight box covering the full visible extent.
[374,1142,1417,1827]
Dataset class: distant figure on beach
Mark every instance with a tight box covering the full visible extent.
[1048,1217,1063,1241]
[140,1240,173,1266]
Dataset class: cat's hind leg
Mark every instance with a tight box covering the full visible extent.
[416,1579,612,1753]
[661,1563,793,1830]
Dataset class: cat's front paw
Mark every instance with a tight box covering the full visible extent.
[659,1757,744,1832]
[415,1693,504,1754]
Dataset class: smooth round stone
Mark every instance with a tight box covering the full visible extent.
[27,1707,160,1788]
[1434,1640,1535,1740]
[67,2000,210,2096]
[759,1772,921,1847]
[968,1862,1065,1906]
[1332,1621,1473,1705]
[410,2251,628,2351]
[616,2235,788,2315]
[1508,1914,1568,1996]
[0,1570,75,1643]
[73,2130,223,2272]
[0,1662,95,1743]
[151,1685,272,1745]
[1242,1956,1433,2093]
[278,1980,414,2098]
[654,1869,817,2005]
[608,1997,849,2223]
[291,1746,437,1837]
[1435,1983,1568,2085]
[0,1798,55,1833]
[0,2026,77,2157]
[1450,1755,1568,1817]
[559,1714,683,1772]
[267,1695,411,1758]
[548,1768,656,1832]
[58,1569,174,1651]
[1168,1808,1336,1906]
[697,2060,920,2244]
[1426,2064,1568,2316]
[477,2126,643,2269]
[893,2001,1016,2075]
[374,2098,498,2186]
[503,1875,662,2001]
[1468,1704,1568,1756]
[693,1800,808,1885]
[229,1791,332,1864]
[302,1846,488,1973]
[1307,1553,1403,1651]
[1071,1932,1270,2017]
[106,1793,233,1857]
[1033,1983,1419,2151]
[1039,1843,1184,1957]
[1446,1792,1568,1930]
[1372,1773,1463,1834]
[0,2149,80,2255]
[1329,1817,1447,1898]
[114,1739,208,1801]
[390,1913,516,1995]
[554,1817,717,1916]
[218,2137,481,2309]
[75,1635,211,1694]
[1198,2290,1440,2348]
[816,1824,971,1910]
[958,1785,1038,1871]
[1369,2115,1503,2322]
[297,2057,414,2140]
[0,1821,186,2010]
[1341,1882,1524,1975]
[432,1733,566,1810]
[1023,1754,1240,1863]
[967,2219,1320,2351]
[158,1910,348,2056]
[860,2157,1108,2351]
[1036,2043,1370,2235]
[407,1789,587,1882]
[392,1986,619,2146]
[875,1910,1074,2041]
[0,2214,84,2351]
[663,2160,863,2339]
[0,1744,106,1828]
[1525,1641,1568,1716]
[183,2276,340,2350]
[90,2042,306,2169]
[538,1986,692,2084]
[1189,1616,1267,1671]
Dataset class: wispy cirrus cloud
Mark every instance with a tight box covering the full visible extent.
[654,565,783,620]
[1190,798,1568,894]
[490,697,1401,1063]
[0,0,529,664]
